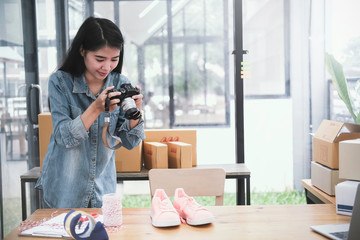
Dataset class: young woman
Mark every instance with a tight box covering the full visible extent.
[35,17,145,208]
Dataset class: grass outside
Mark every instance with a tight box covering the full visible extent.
[3,198,22,237]
[122,190,307,208]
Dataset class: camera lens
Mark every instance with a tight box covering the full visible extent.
[121,98,140,119]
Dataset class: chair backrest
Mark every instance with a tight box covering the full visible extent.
[148,168,226,206]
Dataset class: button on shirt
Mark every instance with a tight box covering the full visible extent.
[35,70,145,208]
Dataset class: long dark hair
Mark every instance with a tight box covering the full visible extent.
[59,17,124,76]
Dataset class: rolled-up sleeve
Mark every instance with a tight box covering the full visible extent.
[49,73,89,148]
[57,115,88,148]
[116,117,145,150]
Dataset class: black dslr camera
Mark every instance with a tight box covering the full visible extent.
[108,83,141,120]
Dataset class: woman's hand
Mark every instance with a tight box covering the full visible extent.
[132,85,143,111]
[94,86,121,113]
[81,86,119,131]
[129,85,143,129]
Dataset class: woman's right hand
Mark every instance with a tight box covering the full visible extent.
[94,86,122,113]
[81,86,121,131]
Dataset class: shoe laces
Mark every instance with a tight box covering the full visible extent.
[181,196,206,212]
[159,199,186,224]
[176,197,208,224]
[159,199,176,213]
[179,215,186,224]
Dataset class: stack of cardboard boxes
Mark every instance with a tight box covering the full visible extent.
[311,119,360,195]
[312,119,360,215]
[336,137,360,215]
[143,129,196,170]
[38,113,196,172]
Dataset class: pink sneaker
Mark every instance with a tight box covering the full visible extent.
[173,188,215,226]
[151,189,181,227]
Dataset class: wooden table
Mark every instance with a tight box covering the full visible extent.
[21,163,251,220]
[5,205,350,240]
[302,179,336,204]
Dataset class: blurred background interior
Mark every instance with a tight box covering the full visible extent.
[1,0,360,237]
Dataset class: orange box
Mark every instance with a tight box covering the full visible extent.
[143,142,168,170]
[39,112,53,171]
[115,142,143,172]
[313,119,360,169]
[38,112,143,172]
[167,141,192,168]
[144,129,197,166]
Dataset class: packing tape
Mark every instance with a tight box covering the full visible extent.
[64,210,108,240]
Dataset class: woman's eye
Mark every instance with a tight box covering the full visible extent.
[96,59,104,62]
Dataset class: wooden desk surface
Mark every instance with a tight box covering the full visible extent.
[5,205,350,240]
[302,179,336,204]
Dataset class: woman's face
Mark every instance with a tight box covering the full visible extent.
[81,45,120,82]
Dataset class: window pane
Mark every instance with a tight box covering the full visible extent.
[243,0,293,192]
[144,42,170,128]
[69,0,86,38]
[326,0,360,123]
[117,0,231,127]
[94,0,236,192]
[243,0,286,96]
[327,0,360,76]
[94,1,114,22]
[37,0,56,111]
[0,0,27,236]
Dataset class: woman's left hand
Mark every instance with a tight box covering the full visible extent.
[132,85,143,111]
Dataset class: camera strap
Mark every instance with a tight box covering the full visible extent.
[102,97,123,150]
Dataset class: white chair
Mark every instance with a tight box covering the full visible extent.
[149,168,226,206]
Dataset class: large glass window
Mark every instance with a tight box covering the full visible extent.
[326,0,360,123]
[243,0,293,192]
[37,0,85,112]
[91,0,293,194]
[37,0,56,112]
[90,0,237,196]
[243,0,288,97]
[116,0,232,128]
[0,0,26,236]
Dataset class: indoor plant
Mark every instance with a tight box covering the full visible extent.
[325,52,360,124]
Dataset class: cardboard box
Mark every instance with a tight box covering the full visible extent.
[167,142,192,168]
[311,161,345,196]
[39,112,53,171]
[115,142,143,172]
[38,112,142,172]
[335,180,360,216]
[143,142,168,170]
[144,129,197,166]
[312,120,360,169]
[339,139,360,181]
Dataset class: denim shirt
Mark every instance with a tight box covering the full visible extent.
[35,70,145,208]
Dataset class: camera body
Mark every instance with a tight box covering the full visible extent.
[109,83,141,103]
[108,83,141,120]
